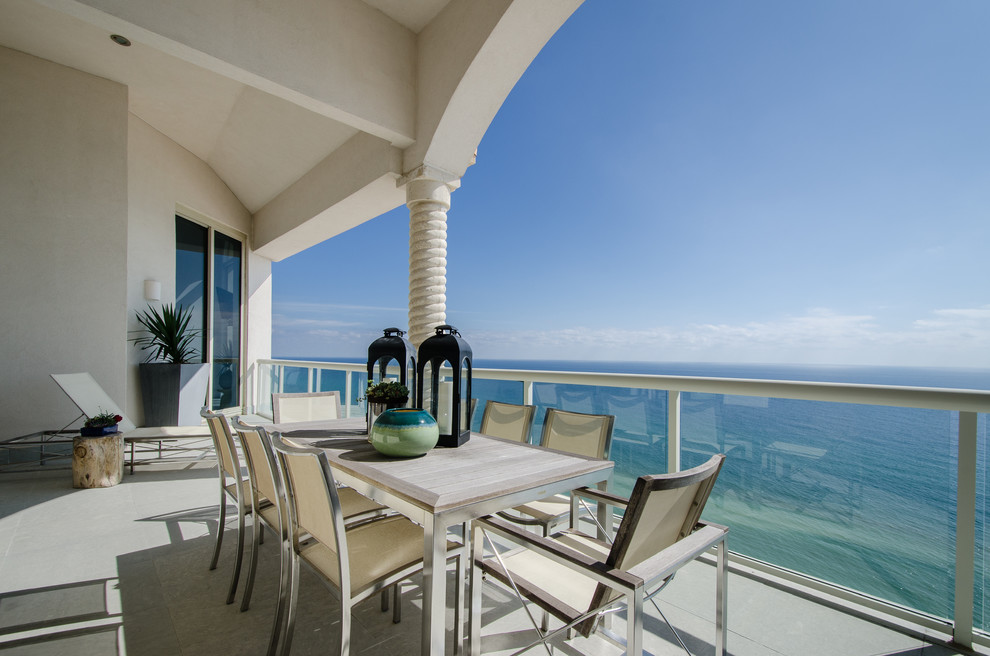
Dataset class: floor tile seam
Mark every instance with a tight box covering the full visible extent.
[0,516,19,560]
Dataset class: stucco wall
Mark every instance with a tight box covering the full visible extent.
[0,46,129,440]
[127,116,269,423]
[0,45,272,440]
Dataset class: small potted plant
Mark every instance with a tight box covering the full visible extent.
[365,380,409,431]
[365,381,410,407]
[80,409,124,437]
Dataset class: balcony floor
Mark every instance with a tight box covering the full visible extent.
[0,458,980,656]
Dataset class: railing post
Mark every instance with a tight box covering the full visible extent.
[668,389,681,473]
[954,411,977,648]
[249,362,258,414]
[523,380,534,406]
[345,371,353,419]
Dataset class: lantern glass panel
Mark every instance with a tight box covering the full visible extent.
[415,324,472,447]
[370,357,410,389]
[421,361,451,434]
[459,359,472,432]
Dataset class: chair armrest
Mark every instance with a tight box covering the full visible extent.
[625,522,728,585]
[698,519,729,532]
[572,486,629,509]
[475,515,641,592]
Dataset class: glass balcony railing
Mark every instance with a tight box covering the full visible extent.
[250,358,989,649]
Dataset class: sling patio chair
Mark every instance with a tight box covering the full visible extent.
[232,421,392,611]
[203,409,388,610]
[272,391,341,424]
[471,454,728,656]
[498,408,615,537]
[479,400,537,443]
[202,408,251,606]
[269,435,467,656]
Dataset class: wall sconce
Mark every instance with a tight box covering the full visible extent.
[143,279,161,301]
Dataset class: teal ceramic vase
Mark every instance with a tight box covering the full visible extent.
[370,408,439,457]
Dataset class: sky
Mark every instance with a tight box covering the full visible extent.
[273,0,990,368]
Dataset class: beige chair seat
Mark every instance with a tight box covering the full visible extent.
[224,482,245,504]
[336,486,389,520]
[299,515,461,594]
[508,494,570,523]
[481,530,609,622]
[256,502,281,530]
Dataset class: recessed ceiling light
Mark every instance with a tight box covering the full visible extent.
[110,34,131,47]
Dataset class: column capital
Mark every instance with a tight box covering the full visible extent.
[397,163,461,191]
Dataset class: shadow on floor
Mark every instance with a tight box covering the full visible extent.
[0,579,121,653]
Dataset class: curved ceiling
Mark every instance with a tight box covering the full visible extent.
[0,0,449,213]
[0,0,584,261]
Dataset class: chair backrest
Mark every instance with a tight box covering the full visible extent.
[539,408,615,459]
[272,391,341,423]
[270,435,347,565]
[480,401,537,443]
[51,373,137,432]
[202,407,240,481]
[579,454,725,635]
[233,420,282,511]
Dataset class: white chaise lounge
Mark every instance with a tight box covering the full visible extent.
[51,373,211,473]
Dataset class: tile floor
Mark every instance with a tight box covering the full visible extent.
[0,457,982,656]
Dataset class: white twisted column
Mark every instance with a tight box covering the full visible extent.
[406,176,453,348]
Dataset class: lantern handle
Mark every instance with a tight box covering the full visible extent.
[436,324,459,336]
[383,327,406,337]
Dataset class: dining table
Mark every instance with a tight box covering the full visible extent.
[260,417,615,656]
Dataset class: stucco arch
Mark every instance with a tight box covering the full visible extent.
[405,0,582,177]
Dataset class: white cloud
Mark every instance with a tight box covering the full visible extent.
[270,303,990,367]
[273,301,407,315]
[272,300,411,358]
[465,306,990,367]
[914,306,990,327]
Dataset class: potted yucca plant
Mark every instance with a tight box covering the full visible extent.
[131,303,209,426]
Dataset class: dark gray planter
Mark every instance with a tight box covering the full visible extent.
[139,363,209,426]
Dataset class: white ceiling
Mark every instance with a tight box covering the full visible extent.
[364,0,448,33]
[0,0,450,213]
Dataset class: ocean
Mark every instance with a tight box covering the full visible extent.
[278,357,989,626]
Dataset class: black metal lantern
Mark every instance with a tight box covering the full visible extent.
[416,324,472,448]
[366,328,416,429]
[367,327,416,391]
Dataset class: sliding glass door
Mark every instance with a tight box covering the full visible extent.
[212,231,241,408]
[175,216,243,410]
[175,218,208,361]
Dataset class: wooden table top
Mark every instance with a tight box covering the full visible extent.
[264,418,614,516]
